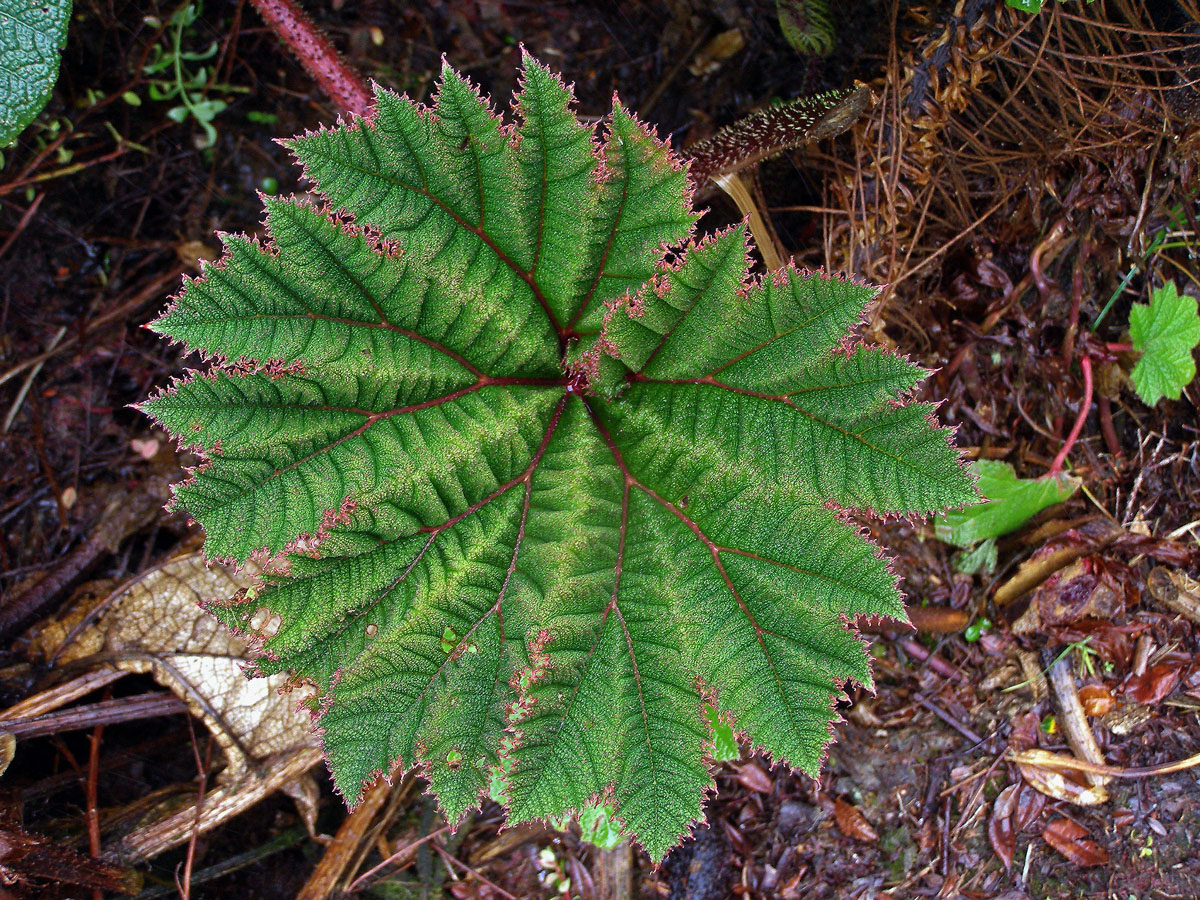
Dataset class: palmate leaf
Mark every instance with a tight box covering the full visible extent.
[1129,281,1200,406]
[141,53,976,862]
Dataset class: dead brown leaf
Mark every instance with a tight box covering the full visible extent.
[1123,662,1183,705]
[988,784,1018,870]
[8,553,322,861]
[1053,620,1147,669]
[833,797,878,842]
[688,30,745,77]
[1013,782,1046,832]
[1146,566,1200,625]
[1077,684,1116,717]
[39,554,317,776]
[1017,760,1108,806]
[733,761,774,794]
[1014,557,1134,635]
[1042,818,1109,866]
[988,782,1046,871]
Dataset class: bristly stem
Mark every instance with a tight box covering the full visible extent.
[1048,354,1093,477]
[247,0,373,117]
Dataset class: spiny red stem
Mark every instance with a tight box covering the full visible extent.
[247,0,372,118]
[1048,354,1093,477]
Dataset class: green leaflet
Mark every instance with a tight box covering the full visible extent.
[1129,281,1200,405]
[704,706,740,762]
[142,53,976,863]
[776,0,836,57]
[935,460,1079,549]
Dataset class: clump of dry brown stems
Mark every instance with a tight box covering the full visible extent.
[805,0,1198,338]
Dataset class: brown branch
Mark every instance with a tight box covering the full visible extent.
[1010,748,1200,780]
[0,693,188,739]
[297,780,393,899]
[87,718,105,900]
[0,489,162,643]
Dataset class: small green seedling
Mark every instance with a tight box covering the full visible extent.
[139,2,247,148]
[1006,0,1095,13]
[963,617,992,642]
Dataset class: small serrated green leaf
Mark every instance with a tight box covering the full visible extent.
[935,461,1078,548]
[143,53,974,863]
[0,0,72,144]
[956,538,997,575]
[1129,282,1200,405]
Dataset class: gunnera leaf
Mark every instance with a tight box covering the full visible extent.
[140,53,976,862]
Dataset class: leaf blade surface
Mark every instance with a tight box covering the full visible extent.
[143,57,976,862]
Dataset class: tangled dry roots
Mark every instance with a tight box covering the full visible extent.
[810,0,1199,323]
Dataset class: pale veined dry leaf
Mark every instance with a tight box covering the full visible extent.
[1016,759,1108,807]
[39,553,319,775]
[17,553,322,861]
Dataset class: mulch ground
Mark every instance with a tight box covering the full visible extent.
[1,1,1198,898]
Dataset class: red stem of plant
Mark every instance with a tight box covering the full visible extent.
[247,0,372,118]
[177,719,210,900]
[896,636,965,683]
[1048,354,1093,477]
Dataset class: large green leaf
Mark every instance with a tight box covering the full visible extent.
[142,54,976,862]
[0,0,71,145]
